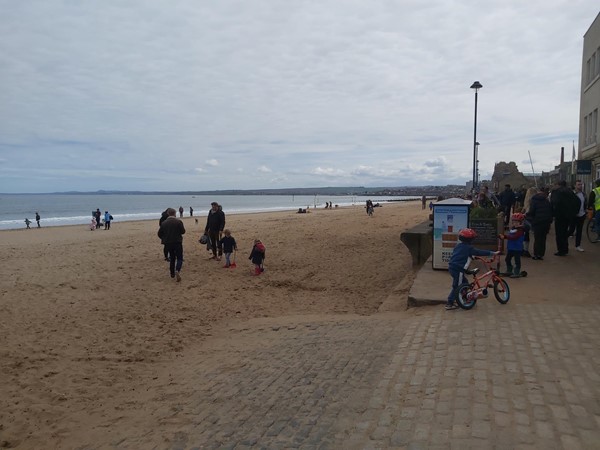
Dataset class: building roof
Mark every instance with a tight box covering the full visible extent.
[584,11,600,37]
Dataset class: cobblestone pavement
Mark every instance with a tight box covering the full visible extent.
[116,301,600,450]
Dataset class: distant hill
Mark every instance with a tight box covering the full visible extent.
[48,185,466,197]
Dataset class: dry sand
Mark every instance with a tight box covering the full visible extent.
[0,201,427,448]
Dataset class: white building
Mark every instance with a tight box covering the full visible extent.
[579,12,600,190]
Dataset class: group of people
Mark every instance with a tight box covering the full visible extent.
[446,178,599,310]
[157,202,266,281]
[90,209,113,230]
[24,212,41,229]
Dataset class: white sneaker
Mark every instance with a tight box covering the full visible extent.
[576,247,584,252]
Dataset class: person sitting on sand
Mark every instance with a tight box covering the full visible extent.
[90,217,97,231]
[219,229,237,268]
[249,239,266,276]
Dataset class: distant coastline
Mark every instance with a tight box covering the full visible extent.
[1,185,467,197]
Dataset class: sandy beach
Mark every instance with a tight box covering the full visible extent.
[0,201,427,448]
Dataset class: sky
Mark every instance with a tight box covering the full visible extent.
[0,1,598,193]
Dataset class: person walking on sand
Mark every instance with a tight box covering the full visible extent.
[526,186,553,260]
[95,208,102,229]
[189,206,193,217]
[24,218,31,229]
[35,212,41,228]
[159,209,170,261]
[157,208,185,282]
[249,239,266,275]
[205,202,225,261]
[178,206,184,218]
[421,195,427,210]
[104,211,112,230]
[219,229,237,268]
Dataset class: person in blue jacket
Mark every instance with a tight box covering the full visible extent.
[499,213,526,278]
[446,228,499,310]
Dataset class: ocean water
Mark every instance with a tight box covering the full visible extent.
[0,194,417,230]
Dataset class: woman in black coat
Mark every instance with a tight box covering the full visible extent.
[525,187,553,260]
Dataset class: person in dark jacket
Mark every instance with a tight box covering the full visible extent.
[205,202,226,260]
[526,186,553,260]
[159,209,170,261]
[567,180,588,251]
[498,184,515,226]
[551,180,578,256]
[249,239,266,276]
[157,208,186,281]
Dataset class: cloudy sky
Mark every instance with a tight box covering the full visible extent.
[0,1,597,193]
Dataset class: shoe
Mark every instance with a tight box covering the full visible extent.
[175,271,181,282]
[502,272,513,276]
[576,247,584,252]
[445,304,458,310]
[554,252,567,256]
[223,264,230,268]
[510,273,521,278]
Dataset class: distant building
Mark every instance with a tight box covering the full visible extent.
[578,11,600,191]
[490,161,533,191]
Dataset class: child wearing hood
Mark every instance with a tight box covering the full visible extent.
[249,239,266,275]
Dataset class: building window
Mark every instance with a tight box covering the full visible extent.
[588,59,592,84]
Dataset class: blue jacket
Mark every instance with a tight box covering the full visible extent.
[448,242,495,272]
[504,227,525,252]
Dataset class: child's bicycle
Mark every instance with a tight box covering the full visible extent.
[455,254,510,310]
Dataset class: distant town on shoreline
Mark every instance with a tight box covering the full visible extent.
[17,186,467,198]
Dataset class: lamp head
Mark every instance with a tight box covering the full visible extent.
[470,81,483,90]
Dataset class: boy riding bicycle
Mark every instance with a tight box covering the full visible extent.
[446,228,500,310]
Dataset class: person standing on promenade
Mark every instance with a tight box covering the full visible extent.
[35,212,41,228]
[178,206,184,218]
[551,180,578,256]
[588,179,600,240]
[567,180,588,252]
[498,184,515,227]
[159,209,170,261]
[205,202,225,261]
[157,208,185,282]
[521,186,538,257]
[499,213,526,278]
[526,186,553,260]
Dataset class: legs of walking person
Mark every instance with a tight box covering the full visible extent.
[447,269,462,307]
[574,215,585,248]
[163,244,169,261]
[554,216,569,255]
[174,243,183,280]
[208,231,219,257]
[533,223,549,258]
[166,244,176,277]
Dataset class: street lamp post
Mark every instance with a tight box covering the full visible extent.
[475,141,480,189]
[470,81,482,194]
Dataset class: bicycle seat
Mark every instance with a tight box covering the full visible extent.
[465,268,480,275]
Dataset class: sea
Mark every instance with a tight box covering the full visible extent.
[0,194,419,230]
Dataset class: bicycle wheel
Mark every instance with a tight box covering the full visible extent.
[493,278,510,304]
[456,283,477,310]
[587,219,599,243]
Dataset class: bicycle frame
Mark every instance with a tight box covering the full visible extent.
[464,256,503,300]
